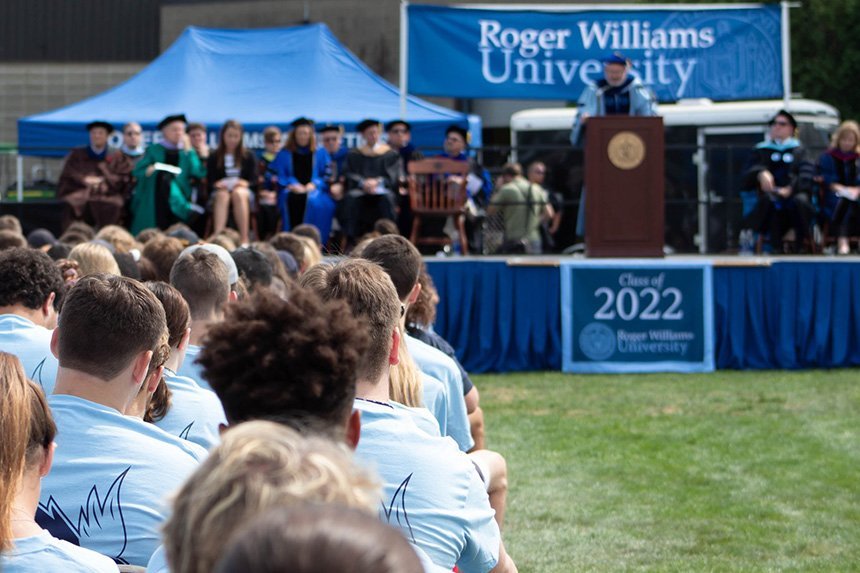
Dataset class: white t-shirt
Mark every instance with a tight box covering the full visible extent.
[406,334,473,452]
[155,369,226,450]
[1,529,118,572]
[353,398,499,573]
[38,395,206,566]
[0,314,59,394]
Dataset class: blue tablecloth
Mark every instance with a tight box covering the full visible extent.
[426,260,561,373]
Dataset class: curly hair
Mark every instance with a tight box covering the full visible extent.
[197,288,368,432]
[0,248,64,311]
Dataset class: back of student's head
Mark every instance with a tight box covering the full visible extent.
[95,224,137,254]
[356,235,421,301]
[145,281,191,350]
[164,421,380,573]
[0,229,26,250]
[198,288,366,432]
[0,214,22,235]
[0,247,64,311]
[69,242,121,277]
[0,353,31,550]
[291,223,322,246]
[143,235,185,282]
[214,504,423,573]
[300,259,399,383]
[269,232,306,271]
[57,274,167,381]
[170,250,230,320]
[231,247,273,292]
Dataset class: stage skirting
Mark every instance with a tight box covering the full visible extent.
[425,257,860,373]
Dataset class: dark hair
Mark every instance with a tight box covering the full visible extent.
[46,243,72,261]
[214,505,423,573]
[215,119,249,172]
[231,248,273,292]
[0,230,26,251]
[770,109,798,129]
[372,219,399,236]
[501,162,523,177]
[113,252,141,279]
[143,236,185,283]
[356,235,421,301]
[143,341,171,423]
[0,248,64,311]
[269,233,306,270]
[170,250,231,320]
[187,122,206,134]
[197,288,367,431]
[145,281,191,349]
[57,274,167,381]
[138,256,159,281]
[250,242,293,289]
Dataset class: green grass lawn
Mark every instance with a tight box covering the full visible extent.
[477,370,860,572]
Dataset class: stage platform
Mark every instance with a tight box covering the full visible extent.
[424,255,860,373]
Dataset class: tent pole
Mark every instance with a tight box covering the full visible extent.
[781,1,799,109]
[16,155,23,203]
[399,0,409,119]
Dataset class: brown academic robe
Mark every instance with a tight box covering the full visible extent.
[57,147,126,229]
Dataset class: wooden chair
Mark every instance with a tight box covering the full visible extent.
[407,158,470,255]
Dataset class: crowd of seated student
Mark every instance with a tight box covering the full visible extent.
[0,213,517,572]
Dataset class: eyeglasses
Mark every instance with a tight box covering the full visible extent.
[389,129,407,134]
[322,136,339,142]
[400,304,406,317]
[125,131,142,136]
[770,121,791,127]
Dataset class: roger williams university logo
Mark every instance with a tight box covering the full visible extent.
[579,322,616,361]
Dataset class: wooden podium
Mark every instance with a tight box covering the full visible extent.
[585,116,664,257]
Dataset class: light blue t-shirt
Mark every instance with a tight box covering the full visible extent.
[392,401,441,437]
[421,373,448,437]
[353,398,499,573]
[406,334,473,452]
[1,530,118,572]
[155,368,226,450]
[38,395,206,566]
[175,344,210,391]
[0,314,59,394]
[146,545,170,573]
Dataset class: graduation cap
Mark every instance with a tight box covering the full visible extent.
[602,51,630,66]
[86,120,115,133]
[385,120,412,132]
[356,119,381,133]
[769,109,797,128]
[445,124,470,143]
[291,117,314,128]
[318,123,344,134]
[157,114,187,130]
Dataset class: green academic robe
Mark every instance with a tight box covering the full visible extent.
[130,144,205,234]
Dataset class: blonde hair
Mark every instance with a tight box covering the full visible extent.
[297,235,322,270]
[0,353,32,550]
[95,225,138,254]
[163,421,380,573]
[829,120,860,152]
[389,326,424,407]
[69,242,121,277]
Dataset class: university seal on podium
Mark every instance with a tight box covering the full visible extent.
[607,131,646,170]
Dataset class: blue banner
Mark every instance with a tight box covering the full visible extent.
[407,4,782,102]
[561,260,714,373]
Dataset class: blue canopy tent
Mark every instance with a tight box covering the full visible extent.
[17,23,481,158]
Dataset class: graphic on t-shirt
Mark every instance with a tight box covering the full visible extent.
[179,422,194,440]
[30,357,46,388]
[381,473,415,543]
[36,468,130,564]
